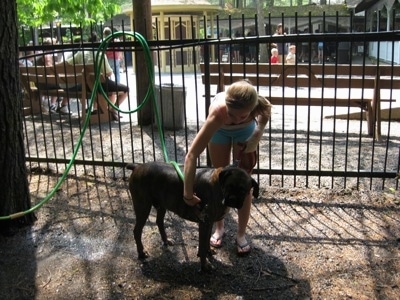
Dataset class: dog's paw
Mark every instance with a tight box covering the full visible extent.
[208,248,217,256]
[200,259,216,273]
[138,251,149,260]
[197,248,216,258]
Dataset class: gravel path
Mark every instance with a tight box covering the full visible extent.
[0,174,399,299]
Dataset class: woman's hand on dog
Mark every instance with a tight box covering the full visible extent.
[183,194,201,206]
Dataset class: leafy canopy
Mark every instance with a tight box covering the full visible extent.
[17,0,126,27]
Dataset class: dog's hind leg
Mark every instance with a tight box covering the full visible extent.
[198,222,215,272]
[156,207,172,246]
[133,202,152,260]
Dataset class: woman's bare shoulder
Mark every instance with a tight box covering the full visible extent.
[209,93,227,119]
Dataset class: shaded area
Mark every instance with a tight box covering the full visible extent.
[0,227,37,299]
[0,174,399,299]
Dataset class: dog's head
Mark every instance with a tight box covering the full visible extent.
[218,166,259,209]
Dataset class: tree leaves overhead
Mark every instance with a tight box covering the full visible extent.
[17,0,124,26]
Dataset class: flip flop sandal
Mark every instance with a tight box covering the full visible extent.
[236,240,251,256]
[210,233,224,248]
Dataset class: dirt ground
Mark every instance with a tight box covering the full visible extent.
[1,172,399,300]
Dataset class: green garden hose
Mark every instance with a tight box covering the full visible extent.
[0,31,183,221]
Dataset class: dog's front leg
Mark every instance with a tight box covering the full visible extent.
[198,221,214,272]
[156,207,173,246]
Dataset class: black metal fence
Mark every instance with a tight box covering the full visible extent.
[18,13,400,190]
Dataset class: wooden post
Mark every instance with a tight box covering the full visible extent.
[133,0,153,126]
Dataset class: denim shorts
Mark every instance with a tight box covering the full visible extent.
[210,121,256,144]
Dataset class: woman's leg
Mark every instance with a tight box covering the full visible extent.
[50,96,57,105]
[232,143,252,253]
[208,142,232,247]
[110,91,128,119]
[116,91,128,107]
[236,192,252,253]
[102,79,129,117]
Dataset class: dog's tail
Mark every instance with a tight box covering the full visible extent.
[126,163,138,171]
[251,178,259,199]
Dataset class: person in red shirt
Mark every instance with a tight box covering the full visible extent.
[103,27,122,83]
[270,48,279,64]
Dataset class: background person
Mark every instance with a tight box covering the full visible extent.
[246,30,257,62]
[232,31,242,62]
[286,45,296,64]
[273,23,287,63]
[19,50,34,67]
[270,48,279,64]
[183,80,272,256]
[318,41,324,64]
[35,37,63,113]
[103,27,122,83]
[298,28,309,62]
[66,32,129,120]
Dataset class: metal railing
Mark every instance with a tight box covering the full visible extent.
[19,13,400,190]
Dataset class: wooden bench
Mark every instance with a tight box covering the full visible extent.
[19,64,112,124]
[19,65,59,116]
[200,62,400,140]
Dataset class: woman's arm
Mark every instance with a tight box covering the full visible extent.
[244,101,271,153]
[103,57,114,77]
[183,112,222,206]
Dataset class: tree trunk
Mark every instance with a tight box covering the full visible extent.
[133,0,153,125]
[257,1,268,63]
[237,0,243,9]
[266,0,274,7]
[0,0,36,235]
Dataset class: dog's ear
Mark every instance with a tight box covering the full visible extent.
[218,168,232,186]
[252,178,259,199]
[126,163,137,171]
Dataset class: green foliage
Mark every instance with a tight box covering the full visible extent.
[16,0,351,27]
[17,0,124,27]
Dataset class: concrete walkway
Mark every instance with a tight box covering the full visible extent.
[117,57,400,134]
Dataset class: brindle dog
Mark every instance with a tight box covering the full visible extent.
[127,162,259,272]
